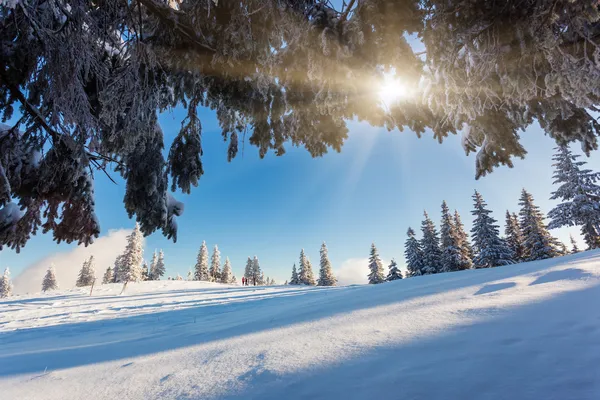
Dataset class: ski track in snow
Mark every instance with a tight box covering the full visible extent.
[2,251,600,399]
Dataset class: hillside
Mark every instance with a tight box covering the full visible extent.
[1,251,600,399]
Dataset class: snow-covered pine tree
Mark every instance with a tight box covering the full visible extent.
[141,261,149,281]
[298,249,316,286]
[259,270,265,286]
[221,257,233,284]
[76,256,96,286]
[420,212,442,274]
[209,245,222,282]
[187,270,193,281]
[148,251,158,281]
[570,235,580,254]
[244,257,254,284]
[367,243,385,284]
[548,145,600,250]
[87,255,97,285]
[112,255,123,283]
[154,250,166,280]
[440,201,462,272]
[231,275,238,285]
[194,241,209,281]
[120,223,144,282]
[519,189,561,261]
[102,267,113,284]
[453,210,474,270]
[505,211,526,262]
[290,263,300,285]
[386,259,403,281]
[404,227,424,277]
[470,191,514,268]
[317,242,337,286]
[42,264,58,292]
[252,256,264,285]
[0,267,12,298]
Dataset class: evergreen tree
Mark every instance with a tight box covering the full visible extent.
[471,191,514,268]
[519,189,561,261]
[231,275,238,285]
[367,243,385,284]
[317,242,337,286]
[76,256,96,286]
[42,264,58,292]
[154,250,166,280]
[141,261,149,281]
[112,255,123,283]
[404,227,424,277]
[505,211,526,261]
[548,145,600,250]
[194,241,210,281]
[244,257,254,284]
[386,259,403,282]
[0,267,12,298]
[221,257,233,284]
[175,274,183,281]
[570,234,580,254]
[209,245,222,282]
[453,210,474,270]
[298,249,316,286]
[120,223,144,282]
[148,251,158,280]
[187,270,193,281]
[440,201,462,272]
[102,267,114,284]
[289,263,300,285]
[420,212,442,274]
[252,256,264,285]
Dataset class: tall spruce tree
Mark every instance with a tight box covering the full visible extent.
[548,145,600,250]
[141,261,149,281]
[154,250,166,280]
[244,257,254,283]
[102,266,113,284]
[221,257,233,284]
[471,191,514,268]
[298,249,316,286]
[252,256,264,285]
[290,263,300,285]
[453,210,474,270]
[367,243,385,284]
[0,267,12,298]
[505,211,526,262]
[148,251,158,281]
[209,245,222,282]
[42,264,58,292]
[76,256,95,287]
[112,255,123,283]
[519,189,561,261]
[317,242,337,287]
[404,227,424,277]
[194,241,210,281]
[386,259,403,282]
[120,223,144,282]
[570,235,580,254]
[420,211,442,274]
[440,201,462,272]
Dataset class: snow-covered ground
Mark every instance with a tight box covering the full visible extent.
[2,251,600,399]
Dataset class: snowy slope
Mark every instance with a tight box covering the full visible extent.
[2,251,600,399]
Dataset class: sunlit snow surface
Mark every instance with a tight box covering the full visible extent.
[2,251,600,399]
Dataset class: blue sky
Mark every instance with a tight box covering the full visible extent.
[3,100,599,283]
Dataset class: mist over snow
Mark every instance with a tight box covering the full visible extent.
[12,229,133,294]
[336,258,371,286]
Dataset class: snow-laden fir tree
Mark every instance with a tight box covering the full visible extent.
[154,250,166,280]
[42,264,58,292]
[386,259,403,282]
[194,241,209,281]
[548,145,600,250]
[187,270,193,281]
[470,191,514,268]
[102,266,113,284]
[209,245,222,282]
[148,251,158,281]
[112,255,123,283]
[244,257,254,284]
[367,243,385,284]
[252,256,264,285]
[440,201,463,272]
[120,223,144,282]
[221,257,233,284]
[317,242,336,286]
[76,256,96,287]
[453,210,474,270]
[404,227,424,277]
[298,249,316,286]
[570,235,580,254]
[519,189,561,261]
[141,261,149,281]
[0,267,12,298]
[289,263,300,285]
[505,211,526,262]
[420,212,442,274]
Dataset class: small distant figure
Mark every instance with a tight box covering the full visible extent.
[242,277,245,286]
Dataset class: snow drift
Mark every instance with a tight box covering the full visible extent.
[1,251,600,399]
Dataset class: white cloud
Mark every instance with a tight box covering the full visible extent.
[335,258,369,286]
[12,229,132,295]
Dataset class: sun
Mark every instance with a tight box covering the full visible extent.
[378,72,407,108]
